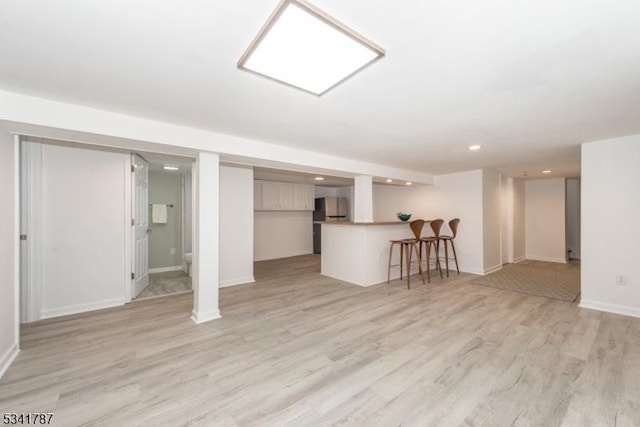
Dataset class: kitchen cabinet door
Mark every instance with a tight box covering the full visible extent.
[293,183,314,210]
[255,181,279,210]
[278,182,294,210]
[254,180,314,211]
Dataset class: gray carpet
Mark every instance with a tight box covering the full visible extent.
[472,261,580,302]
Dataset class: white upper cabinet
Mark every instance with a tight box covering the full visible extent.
[293,183,315,210]
[278,182,294,210]
[255,180,279,210]
[254,180,314,211]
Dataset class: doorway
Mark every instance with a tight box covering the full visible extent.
[132,154,194,300]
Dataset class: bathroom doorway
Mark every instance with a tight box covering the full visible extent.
[132,153,193,300]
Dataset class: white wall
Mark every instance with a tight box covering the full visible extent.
[0,130,18,378]
[315,186,337,198]
[40,144,128,317]
[566,178,581,260]
[525,178,566,263]
[439,170,484,275]
[254,211,313,261]
[149,170,183,270]
[512,178,526,262]
[581,135,640,318]
[373,184,424,221]
[219,165,254,286]
[482,171,502,273]
[372,170,487,274]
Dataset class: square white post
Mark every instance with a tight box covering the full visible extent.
[353,175,374,223]
[191,152,221,324]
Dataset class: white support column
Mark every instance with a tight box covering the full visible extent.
[353,175,373,223]
[191,151,221,324]
[505,177,515,264]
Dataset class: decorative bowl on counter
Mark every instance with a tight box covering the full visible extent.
[397,212,412,221]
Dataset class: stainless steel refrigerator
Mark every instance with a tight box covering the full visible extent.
[313,197,348,254]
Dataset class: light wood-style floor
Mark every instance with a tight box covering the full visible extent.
[1,255,639,426]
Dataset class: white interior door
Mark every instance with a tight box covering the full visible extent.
[132,154,149,298]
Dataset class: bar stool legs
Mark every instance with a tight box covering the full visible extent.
[419,241,429,283]
[420,219,444,281]
[420,238,443,282]
[439,218,460,277]
[387,241,399,283]
[387,241,424,289]
[441,238,459,276]
[387,220,426,289]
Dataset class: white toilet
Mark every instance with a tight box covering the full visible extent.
[184,253,193,277]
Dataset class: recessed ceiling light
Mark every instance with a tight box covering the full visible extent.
[238,0,385,95]
[468,145,482,151]
[163,165,179,171]
[314,176,324,181]
[386,179,393,183]
[405,181,412,186]
[542,169,553,174]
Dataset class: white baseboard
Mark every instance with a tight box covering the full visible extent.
[0,342,19,379]
[191,309,221,324]
[219,276,256,288]
[579,300,640,319]
[513,255,526,264]
[525,255,567,264]
[457,265,501,276]
[482,264,503,275]
[460,268,483,275]
[254,251,314,262]
[149,265,183,274]
[41,298,125,319]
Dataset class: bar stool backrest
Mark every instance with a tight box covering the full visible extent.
[449,218,460,238]
[409,219,425,240]
[429,219,444,238]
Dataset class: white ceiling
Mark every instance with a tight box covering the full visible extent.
[2,0,639,179]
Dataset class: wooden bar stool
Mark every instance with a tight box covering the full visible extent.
[387,219,426,289]
[439,218,460,277]
[420,219,444,282]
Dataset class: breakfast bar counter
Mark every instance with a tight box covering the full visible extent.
[319,221,419,286]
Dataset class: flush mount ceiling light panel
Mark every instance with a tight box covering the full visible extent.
[238,0,385,96]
